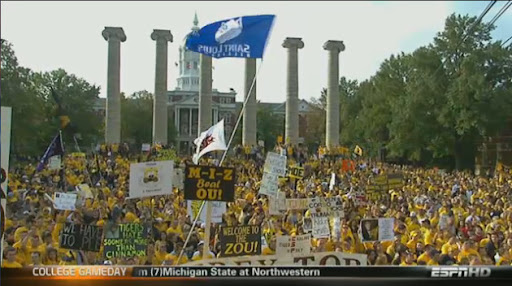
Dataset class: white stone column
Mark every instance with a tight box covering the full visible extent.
[151,29,173,145]
[102,27,126,144]
[189,108,193,137]
[174,107,179,134]
[199,54,212,135]
[242,58,257,147]
[282,38,304,145]
[323,40,345,150]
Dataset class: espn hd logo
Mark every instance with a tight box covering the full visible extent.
[431,267,491,278]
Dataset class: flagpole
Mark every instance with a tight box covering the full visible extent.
[59,130,67,192]
[177,59,265,263]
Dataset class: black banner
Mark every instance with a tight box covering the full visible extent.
[287,166,304,179]
[184,165,235,202]
[103,223,148,259]
[59,223,103,252]
[219,225,261,257]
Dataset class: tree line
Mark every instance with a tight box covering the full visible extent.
[308,14,512,170]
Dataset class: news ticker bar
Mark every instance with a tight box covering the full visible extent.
[3,266,511,279]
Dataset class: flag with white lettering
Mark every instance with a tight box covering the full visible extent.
[185,15,275,59]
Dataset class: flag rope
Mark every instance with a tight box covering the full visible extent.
[176,59,265,264]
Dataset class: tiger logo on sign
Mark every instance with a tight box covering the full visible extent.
[143,167,159,184]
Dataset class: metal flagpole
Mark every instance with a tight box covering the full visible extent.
[176,59,265,264]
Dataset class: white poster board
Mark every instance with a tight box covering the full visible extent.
[1,106,12,265]
[48,155,62,170]
[141,143,151,152]
[311,213,330,238]
[269,191,286,215]
[173,168,184,190]
[276,234,311,256]
[129,160,173,199]
[263,152,287,176]
[187,200,226,223]
[259,172,279,197]
[360,218,395,242]
[54,192,77,211]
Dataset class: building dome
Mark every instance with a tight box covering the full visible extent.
[177,12,201,92]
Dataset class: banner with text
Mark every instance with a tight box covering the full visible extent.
[263,152,287,177]
[185,251,367,266]
[60,223,103,252]
[185,165,235,202]
[312,213,330,238]
[219,225,261,257]
[276,234,311,256]
[287,166,305,179]
[103,223,148,259]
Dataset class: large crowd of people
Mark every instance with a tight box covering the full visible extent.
[2,143,512,267]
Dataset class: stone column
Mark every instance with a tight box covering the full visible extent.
[282,38,304,145]
[198,54,212,135]
[323,40,345,150]
[102,27,126,144]
[242,58,257,147]
[151,29,173,145]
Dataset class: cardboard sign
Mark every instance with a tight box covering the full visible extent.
[263,152,287,176]
[187,200,226,223]
[185,251,367,266]
[269,191,286,215]
[308,197,344,218]
[367,173,404,192]
[129,161,174,199]
[54,192,77,211]
[48,155,61,170]
[259,172,279,197]
[276,234,311,256]
[173,168,185,190]
[312,213,330,238]
[184,165,235,202]
[141,143,151,152]
[103,223,148,259]
[360,218,394,242]
[219,225,261,257]
[258,140,265,147]
[60,223,103,252]
[303,217,312,233]
[285,199,309,210]
[287,166,304,179]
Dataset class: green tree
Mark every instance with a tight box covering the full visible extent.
[1,39,53,156]
[257,105,284,150]
[121,90,154,148]
[31,69,103,150]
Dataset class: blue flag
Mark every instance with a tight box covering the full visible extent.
[185,15,275,59]
[36,132,64,172]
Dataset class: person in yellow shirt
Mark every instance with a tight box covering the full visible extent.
[262,237,276,255]
[457,241,480,263]
[154,241,169,265]
[191,241,215,261]
[164,242,188,265]
[44,247,59,265]
[28,251,43,266]
[2,247,23,268]
[399,251,417,266]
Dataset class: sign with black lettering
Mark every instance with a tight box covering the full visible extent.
[59,223,103,252]
[103,223,148,259]
[184,165,235,202]
[367,173,404,192]
[287,165,304,179]
[219,225,261,257]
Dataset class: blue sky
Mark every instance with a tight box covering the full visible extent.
[1,1,511,103]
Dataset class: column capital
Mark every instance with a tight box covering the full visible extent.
[102,27,126,42]
[151,29,173,42]
[323,40,345,53]
[282,37,304,49]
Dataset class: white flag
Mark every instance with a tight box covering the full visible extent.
[193,119,227,164]
[329,173,336,191]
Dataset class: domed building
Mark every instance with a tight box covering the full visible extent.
[168,13,238,154]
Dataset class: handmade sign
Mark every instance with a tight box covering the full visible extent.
[184,165,235,201]
[60,223,102,252]
[219,225,261,257]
